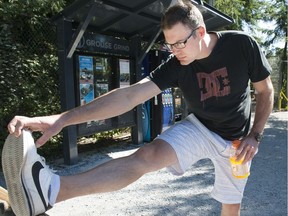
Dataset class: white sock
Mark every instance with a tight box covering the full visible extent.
[48,174,60,206]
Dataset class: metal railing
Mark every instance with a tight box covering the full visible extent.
[278,91,288,111]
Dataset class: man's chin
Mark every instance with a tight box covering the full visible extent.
[179,60,191,65]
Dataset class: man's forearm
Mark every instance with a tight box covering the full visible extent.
[59,88,136,128]
[250,87,274,134]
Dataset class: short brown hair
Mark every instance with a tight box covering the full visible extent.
[161,0,205,30]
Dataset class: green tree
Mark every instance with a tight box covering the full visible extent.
[206,0,269,31]
[260,0,287,109]
[0,0,71,156]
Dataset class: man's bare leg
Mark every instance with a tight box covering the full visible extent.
[56,139,178,202]
[221,203,240,216]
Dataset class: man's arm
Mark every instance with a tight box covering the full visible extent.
[238,76,274,163]
[250,76,274,135]
[62,77,161,126]
[8,77,161,146]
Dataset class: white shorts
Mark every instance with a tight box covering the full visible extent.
[156,114,249,204]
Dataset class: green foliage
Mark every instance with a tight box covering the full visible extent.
[0,1,66,155]
[210,0,246,30]
[260,0,287,46]
[259,0,287,102]
[206,0,271,31]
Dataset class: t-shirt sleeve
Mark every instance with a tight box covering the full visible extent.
[148,54,180,90]
[246,35,272,82]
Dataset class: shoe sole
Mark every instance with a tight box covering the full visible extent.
[2,133,32,216]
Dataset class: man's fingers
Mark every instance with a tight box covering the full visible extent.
[7,116,27,136]
[7,123,15,134]
[8,120,25,137]
[35,128,58,148]
[243,146,256,163]
[15,121,26,137]
[35,134,50,148]
[236,143,256,162]
[7,118,18,134]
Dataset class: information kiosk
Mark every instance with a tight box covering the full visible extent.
[53,0,234,164]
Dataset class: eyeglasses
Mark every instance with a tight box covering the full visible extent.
[163,27,199,51]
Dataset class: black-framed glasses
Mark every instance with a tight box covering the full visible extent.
[163,27,199,51]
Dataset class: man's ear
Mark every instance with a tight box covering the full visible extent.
[197,26,206,38]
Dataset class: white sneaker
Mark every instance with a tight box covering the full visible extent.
[2,130,54,216]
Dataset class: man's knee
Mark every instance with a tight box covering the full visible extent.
[131,139,178,173]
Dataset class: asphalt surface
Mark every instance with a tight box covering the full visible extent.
[0,111,287,216]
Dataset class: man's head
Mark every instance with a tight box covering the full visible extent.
[161,0,205,31]
[160,1,209,65]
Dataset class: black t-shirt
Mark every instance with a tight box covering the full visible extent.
[149,31,271,140]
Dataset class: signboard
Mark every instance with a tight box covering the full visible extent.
[77,32,130,56]
[77,55,113,134]
[119,58,130,88]
[79,56,94,105]
[76,54,135,137]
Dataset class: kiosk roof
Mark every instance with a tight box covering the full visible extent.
[52,0,234,41]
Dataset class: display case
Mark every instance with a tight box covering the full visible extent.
[76,54,135,137]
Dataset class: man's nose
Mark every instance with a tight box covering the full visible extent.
[171,47,180,55]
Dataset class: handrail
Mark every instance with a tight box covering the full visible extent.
[278,91,288,111]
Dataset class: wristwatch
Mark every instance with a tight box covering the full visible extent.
[254,132,263,142]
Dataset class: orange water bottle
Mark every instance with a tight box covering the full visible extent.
[230,140,250,179]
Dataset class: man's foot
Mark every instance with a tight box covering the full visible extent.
[2,130,53,216]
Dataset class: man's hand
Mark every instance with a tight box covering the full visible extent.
[7,114,63,147]
[235,135,259,164]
